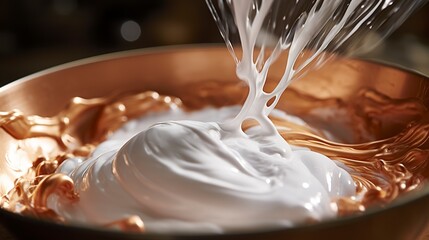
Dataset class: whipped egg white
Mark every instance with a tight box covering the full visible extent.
[51,107,355,233]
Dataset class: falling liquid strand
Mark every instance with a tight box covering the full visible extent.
[206,0,424,133]
[0,81,428,231]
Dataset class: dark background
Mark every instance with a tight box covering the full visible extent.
[0,0,428,86]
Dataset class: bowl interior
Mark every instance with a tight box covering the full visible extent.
[1,46,429,240]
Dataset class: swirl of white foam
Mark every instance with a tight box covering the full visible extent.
[52,108,355,233]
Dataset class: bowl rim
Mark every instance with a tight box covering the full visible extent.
[1,44,429,237]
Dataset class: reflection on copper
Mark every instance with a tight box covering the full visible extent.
[104,215,145,232]
[0,91,182,232]
[280,87,428,206]
[31,173,78,208]
[1,80,429,231]
[94,91,182,142]
[335,198,366,217]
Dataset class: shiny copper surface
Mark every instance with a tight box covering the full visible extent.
[0,46,429,239]
[0,91,185,231]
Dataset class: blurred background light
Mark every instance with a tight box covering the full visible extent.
[120,20,141,42]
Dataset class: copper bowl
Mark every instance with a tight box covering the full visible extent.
[0,46,429,240]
